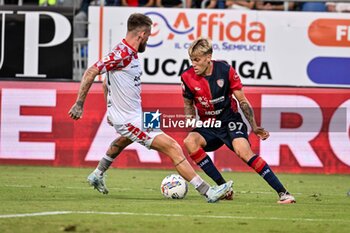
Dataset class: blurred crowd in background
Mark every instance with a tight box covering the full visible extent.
[2,0,350,13]
[2,0,348,38]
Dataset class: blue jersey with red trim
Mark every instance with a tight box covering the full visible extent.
[181,60,243,122]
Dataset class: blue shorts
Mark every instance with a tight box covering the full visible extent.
[192,116,249,152]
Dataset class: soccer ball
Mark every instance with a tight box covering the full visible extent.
[160,174,188,199]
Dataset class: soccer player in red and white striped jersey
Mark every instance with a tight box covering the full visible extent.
[69,13,232,203]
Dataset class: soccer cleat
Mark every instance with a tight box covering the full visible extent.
[87,172,109,194]
[221,187,234,200]
[277,192,296,204]
[206,180,233,203]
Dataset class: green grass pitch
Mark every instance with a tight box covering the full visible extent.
[0,166,349,233]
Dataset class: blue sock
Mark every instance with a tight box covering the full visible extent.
[247,155,287,194]
[190,148,226,185]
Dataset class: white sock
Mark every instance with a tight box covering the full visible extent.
[190,175,210,196]
[102,155,114,162]
[93,168,103,176]
[94,155,114,176]
[189,175,204,188]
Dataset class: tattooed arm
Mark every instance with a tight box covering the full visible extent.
[233,89,269,140]
[184,97,196,119]
[68,66,100,120]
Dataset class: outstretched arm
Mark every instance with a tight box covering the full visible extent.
[233,89,269,140]
[68,66,100,120]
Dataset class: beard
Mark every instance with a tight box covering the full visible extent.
[138,42,147,53]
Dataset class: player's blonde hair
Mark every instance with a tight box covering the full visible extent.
[188,38,213,57]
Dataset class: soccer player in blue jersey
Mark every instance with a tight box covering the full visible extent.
[180,37,296,204]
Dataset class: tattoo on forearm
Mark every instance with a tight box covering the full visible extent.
[76,100,84,107]
[184,98,195,118]
[240,101,255,127]
[77,80,93,104]
[76,68,96,104]
[184,105,195,118]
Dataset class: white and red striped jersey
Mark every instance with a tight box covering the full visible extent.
[94,39,142,125]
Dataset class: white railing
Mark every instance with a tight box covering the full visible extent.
[73,38,89,81]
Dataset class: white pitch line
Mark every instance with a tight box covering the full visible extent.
[3,185,131,191]
[4,184,32,188]
[0,211,72,219]
[0,211,349,223]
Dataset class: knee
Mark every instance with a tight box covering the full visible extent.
[183,136,192,147]
[183,136,198,152]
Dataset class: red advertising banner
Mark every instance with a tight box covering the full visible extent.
[0,81,349,174]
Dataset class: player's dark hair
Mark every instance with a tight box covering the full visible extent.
[127,13,152,32]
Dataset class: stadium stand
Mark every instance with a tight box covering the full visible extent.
[0,0,346,80]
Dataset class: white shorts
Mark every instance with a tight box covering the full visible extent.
[114,118,163,149]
